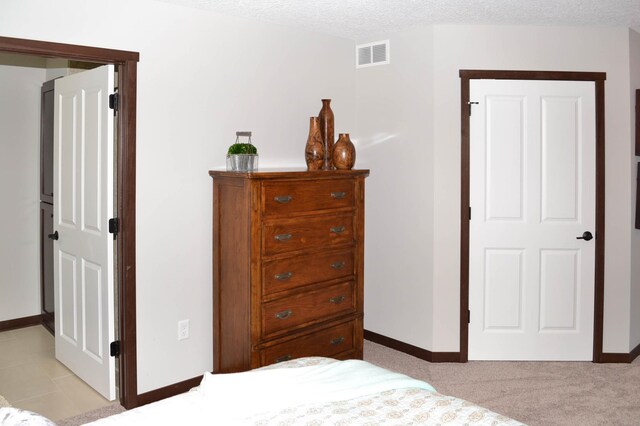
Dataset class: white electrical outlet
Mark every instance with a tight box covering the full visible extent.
[178,319,190,341]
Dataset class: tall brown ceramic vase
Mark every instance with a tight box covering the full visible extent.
[305,117,324,170]
[333,133,356,170]
[318,99,334,170]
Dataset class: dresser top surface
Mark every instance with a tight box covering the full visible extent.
[209,168,370,180]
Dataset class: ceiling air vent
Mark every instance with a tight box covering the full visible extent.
[356,40,390,69]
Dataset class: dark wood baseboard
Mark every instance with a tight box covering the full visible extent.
[364,329,462,363]
[0,315,43,332]
[136,375,203,406]
[599,353,630,363]
[631,341,640,363]
[600,341,640,363]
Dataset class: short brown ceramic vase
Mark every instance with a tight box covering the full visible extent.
[332,133,355,170]
[305,117,324,170]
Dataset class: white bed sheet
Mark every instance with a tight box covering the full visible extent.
[86,357,525,425]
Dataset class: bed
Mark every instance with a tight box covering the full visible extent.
[86,357,524,425]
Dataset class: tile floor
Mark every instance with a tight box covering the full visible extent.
[0,325,112,421]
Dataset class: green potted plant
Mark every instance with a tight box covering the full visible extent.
[226,131,258,171]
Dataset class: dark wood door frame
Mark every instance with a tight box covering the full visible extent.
[0,36,140,408]
[459,70,606,363]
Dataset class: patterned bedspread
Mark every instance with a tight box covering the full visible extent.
[250,357,524,425]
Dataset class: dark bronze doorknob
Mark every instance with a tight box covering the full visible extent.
[47,231,58,240]
[576,231,593,241]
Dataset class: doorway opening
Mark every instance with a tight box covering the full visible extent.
[459,70,606,363]
[0,36,139,408]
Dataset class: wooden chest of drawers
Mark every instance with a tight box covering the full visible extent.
[210,169,369,373]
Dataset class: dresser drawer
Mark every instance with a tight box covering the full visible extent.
[263,214,354,256]
[262,281,355,337]
[262,179,355,217]
[263,248,354,296]
[260,321,355,365]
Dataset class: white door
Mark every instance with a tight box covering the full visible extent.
[53,65,116,399]
[469,80,596,361]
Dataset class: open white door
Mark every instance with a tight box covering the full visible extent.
[469,80,596,361]
[53,65,116,400]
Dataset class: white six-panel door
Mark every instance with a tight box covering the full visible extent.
[53,65,116,399]
[469,80,596,360]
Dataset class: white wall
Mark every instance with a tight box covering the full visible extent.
[0,0,355,392]
[0,55,47,321]
[355,28,435,349]
[629,28,640,351]
[357,25,636,354]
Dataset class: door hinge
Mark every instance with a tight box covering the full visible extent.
[109,91,119,112]
[110,340,120,357]
[468,309,471,324]
[468,101,479,116]
[469,206,471,220]
[109,218,119,239]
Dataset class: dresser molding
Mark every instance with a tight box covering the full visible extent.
[211,169,369,373]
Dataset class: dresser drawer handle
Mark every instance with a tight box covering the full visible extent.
[274,272,293,281]
[275,309,293,320]
[331,191,347,199]
[274,195,293,204]
[330,261,346,270]
[330,336,345,346]
[329,295,346,304]
[275,354,292,363]
[330,226,345,234]
[274,233,292,241]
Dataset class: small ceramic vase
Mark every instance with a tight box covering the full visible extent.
[333,133,356,170]
[305,117,324,170]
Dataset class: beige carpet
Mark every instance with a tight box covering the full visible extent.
[59,341,640,425]
[364,340,640,426]
[57,403,125,426]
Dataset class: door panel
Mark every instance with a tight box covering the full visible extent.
[484,249,523,331]
[539,249,579,330]
[486,96,525,221]
[41,80,55,204]
[53,65,115,400]
[59,251,78,344]
[469,80,595,361]
[41,202,55,332]
[541,97,581,222]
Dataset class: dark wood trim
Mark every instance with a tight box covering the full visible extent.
[631,341,640,363]
[0,36,138,62]
[137,375,203,407]
[593,80,606,362]
[364,330,461,363]
[459,70,606,82]
[0,315,43,332]
[598,342,640,363]
[0,36,139,408]
[459,69,606,363]
[459,76,470,363]
[635,90,640,156]
[600,353,632,363]
[117,59,139,409]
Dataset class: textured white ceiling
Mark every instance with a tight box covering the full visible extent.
[153,0,640,40]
